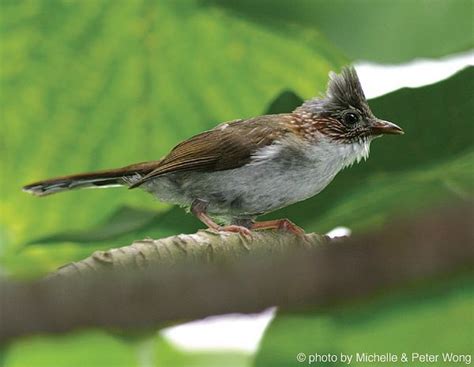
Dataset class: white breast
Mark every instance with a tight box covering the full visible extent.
[209,135,373,215]
[305,135,371,171]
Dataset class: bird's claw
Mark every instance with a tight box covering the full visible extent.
[277,219,305,236]
[215,224,252,237]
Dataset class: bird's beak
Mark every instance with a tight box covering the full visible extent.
[370,119,404,135]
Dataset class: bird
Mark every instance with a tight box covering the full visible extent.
[23,66,403,236]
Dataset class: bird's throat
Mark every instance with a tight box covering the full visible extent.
[306,137,372,171]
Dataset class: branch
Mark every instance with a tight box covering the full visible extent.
[0,205,472,343]
[49,231,328,279]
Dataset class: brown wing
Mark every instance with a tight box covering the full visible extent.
[129,114,295,188]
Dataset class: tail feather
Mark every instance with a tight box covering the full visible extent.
[22,175,124,197]
[22,161,160,197]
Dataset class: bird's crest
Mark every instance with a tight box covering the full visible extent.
[296,66,370,116]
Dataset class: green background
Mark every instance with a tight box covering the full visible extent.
[1,0,473,366]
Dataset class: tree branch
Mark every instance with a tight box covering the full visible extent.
[0,205,472,343]
[49,231,328,279]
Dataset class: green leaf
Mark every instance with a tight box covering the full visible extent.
[3,330,252,367]
[269,67,474,233]
[0,0,345,274]
[206,0,474,63]
[255,274,474,367]
[4,330,138,367]
[265,90,304,115]
[26,206,158,245]
[154,337,252,367]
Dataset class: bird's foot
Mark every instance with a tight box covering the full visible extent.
[214,224,252,237]
[277,219,305,236]
[251,218,305,236]
[191,199,252,237]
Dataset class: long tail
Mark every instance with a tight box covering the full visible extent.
[22,161,160,197]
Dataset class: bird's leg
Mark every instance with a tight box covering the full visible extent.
[251,218,305,236]
[191,199,251,236]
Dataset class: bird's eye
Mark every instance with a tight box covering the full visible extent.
[344,112,359,125]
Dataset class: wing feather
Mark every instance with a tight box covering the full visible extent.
[129,114,295,188]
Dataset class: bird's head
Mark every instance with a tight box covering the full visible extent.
[295,66,404,144]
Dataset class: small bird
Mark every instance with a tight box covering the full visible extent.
[23,66,403,236]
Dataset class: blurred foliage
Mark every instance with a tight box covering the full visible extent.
[256,274,474,367]
[153,337,251,367]
[205,0,474,63]
[4,331,138,367]
[4,331,251,367]
[1,0,473,366]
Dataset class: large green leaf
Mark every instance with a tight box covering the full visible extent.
[206,0,474,63]
[0,0,345,274]
[255,274,473,367]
